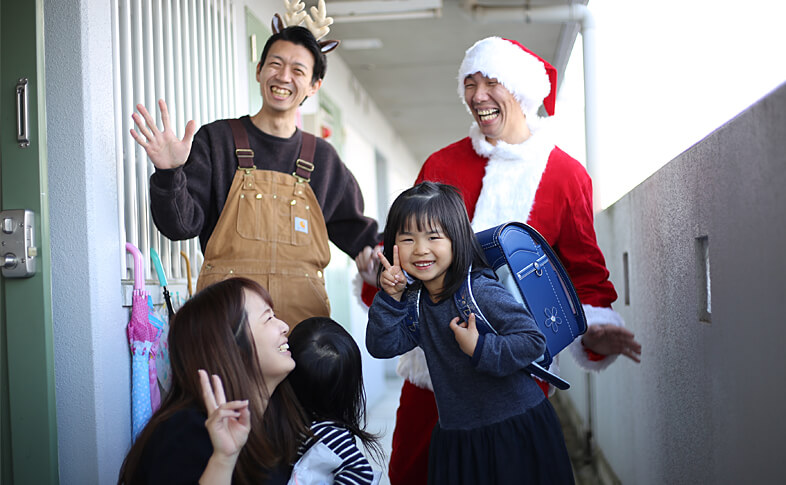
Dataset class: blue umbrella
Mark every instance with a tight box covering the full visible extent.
[150,249,172,397]
[151,249,174,319]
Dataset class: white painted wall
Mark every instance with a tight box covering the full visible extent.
[317,51,420,198]
[44,0,131,482]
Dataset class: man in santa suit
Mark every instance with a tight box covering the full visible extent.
[369,37,643,485]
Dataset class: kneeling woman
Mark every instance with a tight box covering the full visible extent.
[118,277,309,484]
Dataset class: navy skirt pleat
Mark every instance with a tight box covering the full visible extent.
[427,398,574,485]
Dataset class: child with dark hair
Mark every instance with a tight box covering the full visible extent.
[367,182,574,484]
[287,317,382,485]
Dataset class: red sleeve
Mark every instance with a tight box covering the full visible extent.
[530,148,617,308]
[557,167,617,307]
[361,281,378,307]
[581,337,607,361]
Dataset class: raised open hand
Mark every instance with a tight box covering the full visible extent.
[378,246,406,301]
[449,313,480,357]
[130,99,196,170]
[198,369,250,462]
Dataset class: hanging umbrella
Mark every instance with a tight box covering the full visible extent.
[180,250,193,298]
[150,248,172,396]
[173,290,187,311]
[125,242,161,440]
[151,249,174,319]
[147,292,167,408]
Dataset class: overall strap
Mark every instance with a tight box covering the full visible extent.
[293,132,316,183]
[228,118,255,169]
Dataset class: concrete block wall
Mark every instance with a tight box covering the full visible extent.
[559,82,786,483]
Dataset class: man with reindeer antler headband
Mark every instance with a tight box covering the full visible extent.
[131,0,380,329]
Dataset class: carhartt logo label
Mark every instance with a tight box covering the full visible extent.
[295,217,308,234]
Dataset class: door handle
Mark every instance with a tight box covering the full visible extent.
[0,209,37,278]
[16,77,30,148]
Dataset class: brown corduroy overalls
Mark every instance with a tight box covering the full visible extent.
[196,119,331,328]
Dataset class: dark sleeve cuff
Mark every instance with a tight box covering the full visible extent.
[377,289,407,309]
[470,333,486,367]
[150,166,182,189]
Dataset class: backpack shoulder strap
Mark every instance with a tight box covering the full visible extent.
[228,118,255,169]
[453,269,497,335]
[459,267,571,390]
[403,287,421,340]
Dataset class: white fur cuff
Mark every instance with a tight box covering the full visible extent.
[568,305,624,372]
[396,347,433,391]
[352,273,367,309]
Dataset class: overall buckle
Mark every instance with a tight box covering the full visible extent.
[293,159,314,183]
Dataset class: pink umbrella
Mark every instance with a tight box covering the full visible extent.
[125,242,162,439]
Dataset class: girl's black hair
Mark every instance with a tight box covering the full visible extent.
[258,26,327,84]
[381,181,489,301]
[287,317,383,463]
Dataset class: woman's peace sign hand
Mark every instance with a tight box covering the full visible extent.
[378,246,406,301]
[198,369,250,464]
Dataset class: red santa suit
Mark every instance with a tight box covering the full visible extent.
[379,37,626,485]
[387,122,624,485]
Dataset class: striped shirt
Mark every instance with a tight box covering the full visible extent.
[294,420,375,485]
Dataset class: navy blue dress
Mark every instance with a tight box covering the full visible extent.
[367,269,574,484]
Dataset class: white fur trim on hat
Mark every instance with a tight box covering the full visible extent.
[458,36,551,119]
[568,304,625,371]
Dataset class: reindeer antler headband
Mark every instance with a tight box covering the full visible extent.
[273,0,339,54]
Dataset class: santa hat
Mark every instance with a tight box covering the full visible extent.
[458,36,558,117]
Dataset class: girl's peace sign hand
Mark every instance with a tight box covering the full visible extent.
[378,246,406,301]
[198,369,250,464]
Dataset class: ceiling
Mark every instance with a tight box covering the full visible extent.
[319,0,586,163]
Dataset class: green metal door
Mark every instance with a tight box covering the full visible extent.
[0,0,58,483]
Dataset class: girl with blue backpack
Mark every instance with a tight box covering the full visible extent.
[366,181,574,484]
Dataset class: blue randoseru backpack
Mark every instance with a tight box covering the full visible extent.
[403,222,587,390]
